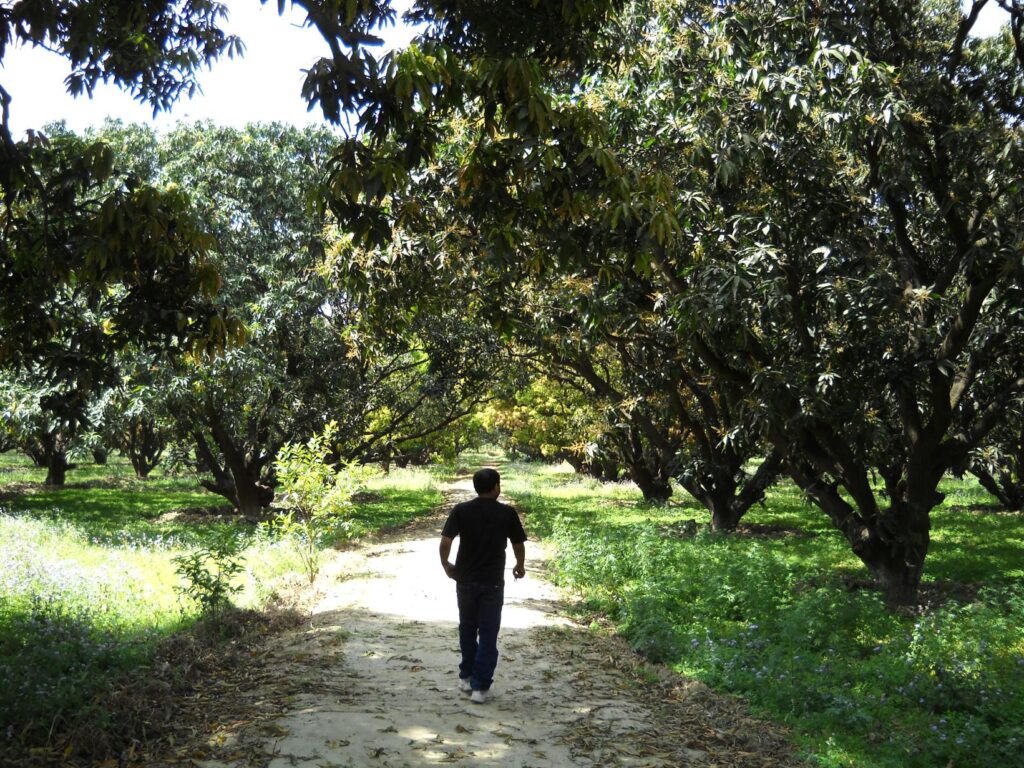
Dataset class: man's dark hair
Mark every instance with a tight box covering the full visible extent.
[473,468,501,494]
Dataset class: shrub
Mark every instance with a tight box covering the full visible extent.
[172,528,245,622]
[273,422,376,583]
[520,468,1024,768]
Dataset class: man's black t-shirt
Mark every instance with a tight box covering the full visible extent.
[441,497,527,585]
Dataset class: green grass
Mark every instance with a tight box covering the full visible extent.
[502,460,1024,768]
[0,452,227,546]
[9,447,1020,766]
[355,466,444,531]
[0,452,444,757]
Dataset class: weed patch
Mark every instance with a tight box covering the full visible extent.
[0,457,442,763]
[505,460,1024,768]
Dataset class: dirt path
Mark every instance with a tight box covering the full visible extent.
[179,477,801,768]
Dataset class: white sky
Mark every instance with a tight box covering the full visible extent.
[0,0,1011,137]
[1,0,419,136]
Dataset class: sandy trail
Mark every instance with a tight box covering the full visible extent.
[184,477,798,768]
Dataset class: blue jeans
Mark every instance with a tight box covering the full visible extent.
[456,582,504,691]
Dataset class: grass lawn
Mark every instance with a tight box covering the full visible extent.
[501,460,1024,768]
[0,451,443,759]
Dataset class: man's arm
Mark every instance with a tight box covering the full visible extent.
[511,541,526,580]
[440,535,456,579]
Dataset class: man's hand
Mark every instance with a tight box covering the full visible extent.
[512,540,526,580]
[440,536,456,579]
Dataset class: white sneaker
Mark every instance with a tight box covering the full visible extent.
[470,689,489,704]
[458,677,472,693]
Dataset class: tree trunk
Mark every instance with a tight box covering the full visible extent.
[679,475,739,530]
[199,469,275,516]
[25,446,47,467]
[785,456,933,607]
[44,451,70,486]
[569,453,621,481]
[718,449,783,529]
[708,496,742,531]
[848,511,928,607]
[608,426,674,501]
[30,432,72,486]
[123,417,165,478]
[630,464,673,501]
[598,457,620,481]
[971,468,1024,511]
[680,450,783,531]
[91,447,108,465]
[131,459,154,479]
[864,527,929,608]
[866,552,925,608]
[231,474,275,517]
[199,410,276,517]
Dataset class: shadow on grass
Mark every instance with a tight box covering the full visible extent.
[352,487,445,533]
[1,486,241,548]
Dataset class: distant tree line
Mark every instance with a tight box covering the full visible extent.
[0,120,501,513]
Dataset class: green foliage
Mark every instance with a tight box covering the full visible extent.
[1,123,233,377]
[274,423,377,583]
[481,375,605,464]
[1,1,239,113]
[1,5,240,382]
[621,0,1024,599]
[356,466,445,530]
[0,452,440,758]
[0,452,228,545]
[117,120,498,512]
[962,402,1024,510]
[506,460,1024,767]
[126,121,341,513]
[340,0,1024,600]
[172,529,245,621]
[0,513,186,750]
[0,371,79,485]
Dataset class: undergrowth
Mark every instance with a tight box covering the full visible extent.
[0,454,442,764]
[504,461,1024,768]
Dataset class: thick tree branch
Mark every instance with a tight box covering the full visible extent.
[949,0,990,73]
[691,333,750,390]
[996,0,1024,69]
[962,376,1024,447]
[936,272,998,363]
[865,137,922,289]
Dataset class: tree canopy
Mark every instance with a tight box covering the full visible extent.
[3,0,1024,607]
[326,0,1024,604]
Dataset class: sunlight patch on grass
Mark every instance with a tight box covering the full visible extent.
[365,466,440,493]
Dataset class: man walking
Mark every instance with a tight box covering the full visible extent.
[439,468,527,704]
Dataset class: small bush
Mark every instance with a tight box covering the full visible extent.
[172,528,245,622]
[273,422,376,583]
[0,515,181,754]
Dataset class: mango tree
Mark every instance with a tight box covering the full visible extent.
[629,0,1024,603]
